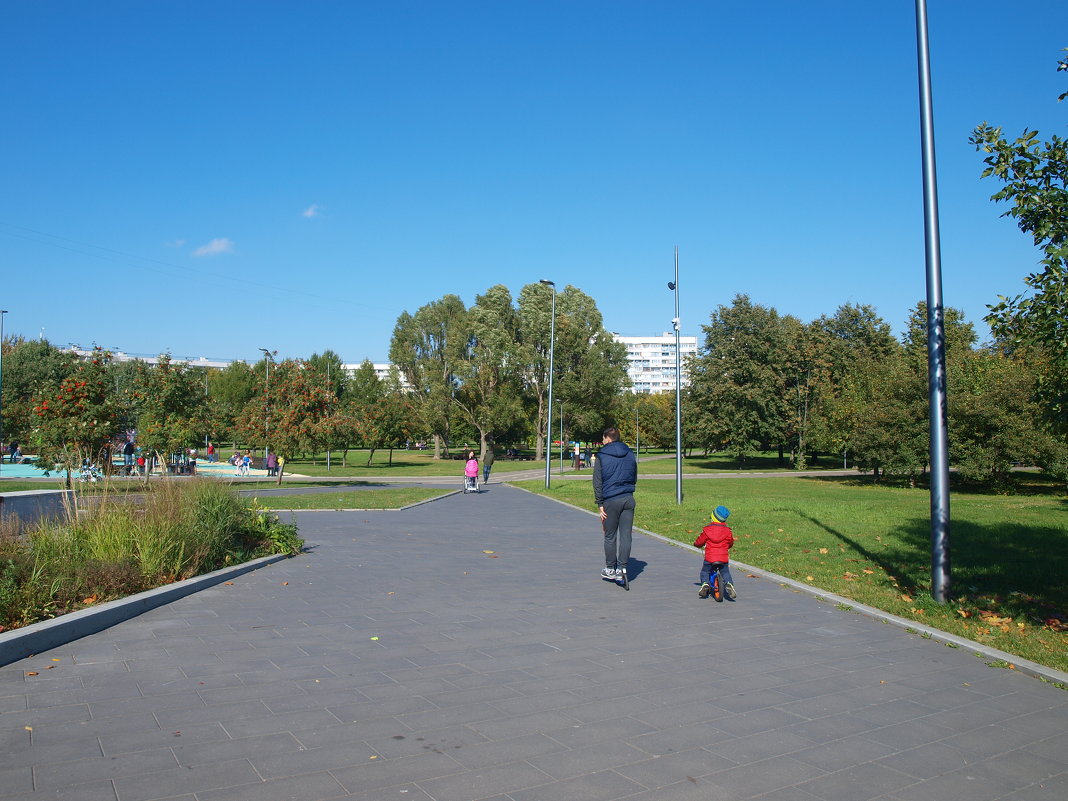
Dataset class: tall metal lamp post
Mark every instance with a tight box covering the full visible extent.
[258,348,273,465]
[915,0,951,603]
[539,279,556,490]
[0,310,7,478]
[668,248,683,504]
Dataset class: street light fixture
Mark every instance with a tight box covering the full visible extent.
[258,348,274,465]
[539,279,556,490]
[668,247,682,504]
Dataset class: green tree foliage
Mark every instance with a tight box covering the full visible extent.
[948,349,1065,488]
[128,355,209,466]
[306,349,348,401]
[30,348,122,479]
[455,285,525,459]
[236,359,334,482]
[823,350,929,483]
[389,294,469,457]
[550,286,629,442]
[971,49,1068,427]
[686,295,795,459]
[206,360,256,445]
[0,337,77,445]
[515,283,555,460]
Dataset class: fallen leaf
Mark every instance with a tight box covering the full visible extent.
[863,569,875,575]
[370,636,379,641]
[281,582,289,586]
[24,726,32,731]
[901,594,912,602]
[747,574,757,578]
[51,658,60,662]
[224,582,234,586]
[81,595,98,605]
[805,576,814,582]
[370,755,378,759]
[777,529,783,532]
[962,682,970,686]
[482,550,495,554]
[818,548,829,555]
[488,555,499,558]
[910,608,925,615]
[387,592,395,596]
[25,672,37,676]
[45,665,56,669]
[879,680,886,684]
[957,609,970,618]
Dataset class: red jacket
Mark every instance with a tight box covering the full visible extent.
[694,522,734,563]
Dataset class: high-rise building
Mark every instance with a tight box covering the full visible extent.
[612,333,698,394]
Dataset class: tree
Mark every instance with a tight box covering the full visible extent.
[823,350,928,483]
[515,283,627,457]
[30,348,122,483]
[686,295,794,460]
[1,336,77,446]
[550,286,629,442]
[971,49,1068,427]
[948,349,1064,488]
[236,359,333,484]
[206,361,256,446]
[389,295,469,458]
[306,349,348,401]
[454,285,525,460]
[128,355,209,472]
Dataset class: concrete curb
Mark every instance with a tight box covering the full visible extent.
[0,553,292,668]
[510,483,1068,688]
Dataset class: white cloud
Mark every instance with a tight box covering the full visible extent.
[193,237,235,257]
[302,204,321,218]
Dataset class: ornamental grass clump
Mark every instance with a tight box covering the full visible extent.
[0,479,302,630]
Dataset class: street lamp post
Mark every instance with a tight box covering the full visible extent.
[668,248,683,504]
[0,310,7,477]
[539,279,556,490]
[258,348,273,466]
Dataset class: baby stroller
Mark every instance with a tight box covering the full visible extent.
[79,460,103,483]
[463,455,480,493]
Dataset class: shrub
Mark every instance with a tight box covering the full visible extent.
[0,479,303,630]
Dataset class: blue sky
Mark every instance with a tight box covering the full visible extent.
[2,1,1065,365]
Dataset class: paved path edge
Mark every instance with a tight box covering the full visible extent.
[0,553,291,668]
[512,483,1068,688]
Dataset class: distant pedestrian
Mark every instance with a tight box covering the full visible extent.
[207,442,216,462]
[593,426,637,583]
[122,439,136,469]
[482,438,495,484]
[240,450,251,476]
[573,443,582,470]
[266,451,278,476]
[695,506,737,602]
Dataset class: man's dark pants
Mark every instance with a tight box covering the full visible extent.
[602,494,635,570]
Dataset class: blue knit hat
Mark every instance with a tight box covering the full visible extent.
[712,505,730,523]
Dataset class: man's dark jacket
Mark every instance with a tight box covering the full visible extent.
[593,440,637,505]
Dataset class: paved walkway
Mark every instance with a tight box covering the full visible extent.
[1,485,1065,801]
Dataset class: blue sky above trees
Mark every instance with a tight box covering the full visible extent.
[1,1,1065,363]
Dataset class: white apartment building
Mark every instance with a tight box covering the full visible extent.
[613,333,698,394]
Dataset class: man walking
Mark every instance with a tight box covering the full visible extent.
[593,425,637,584]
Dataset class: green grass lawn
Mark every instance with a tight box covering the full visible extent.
[281,450,517,477]
[249,487,452,510]
[514,475,1068,672]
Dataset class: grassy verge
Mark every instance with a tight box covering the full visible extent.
[514,475,1068,672]
[250,488,452,510]
[0,480,303,630]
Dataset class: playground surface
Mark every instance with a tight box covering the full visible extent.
[1,483,1065,800]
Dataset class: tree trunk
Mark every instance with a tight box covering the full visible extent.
[433,434,442,460]
[366,447,377,466]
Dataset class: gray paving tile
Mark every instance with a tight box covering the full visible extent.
[329,750,465,792]
[0,781,119,801]
[795,761,918,800]
[193,772,348,801]
[612,747,735,789]
[507,768,647,801]
[112,758,260,801]
[414,760,555,801]
[0,764,34,797]
[34,748,178,790]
